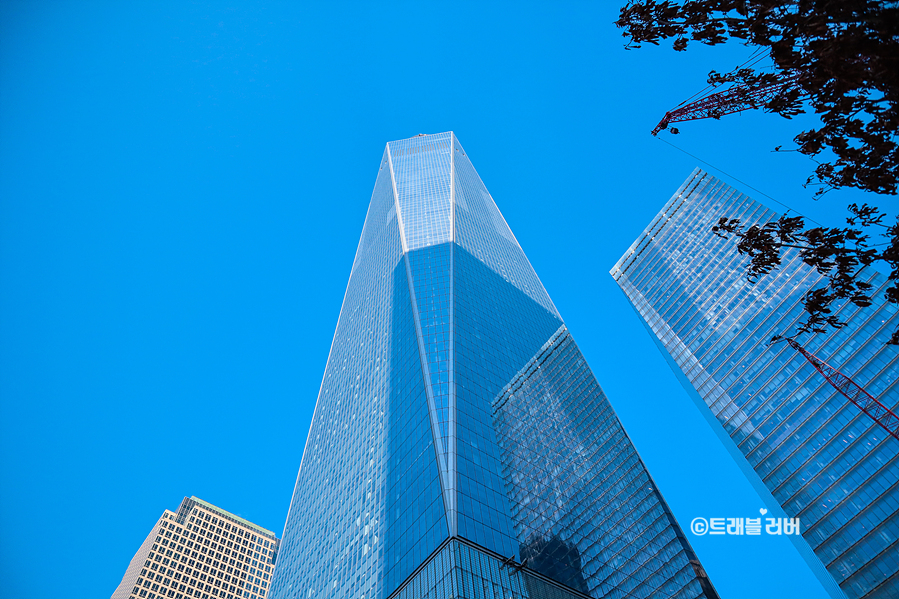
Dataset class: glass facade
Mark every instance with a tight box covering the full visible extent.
[611,169,899,599]
[269,134,717,599]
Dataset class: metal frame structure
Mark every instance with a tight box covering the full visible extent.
[787,338,899,441]
[652,75,801,135]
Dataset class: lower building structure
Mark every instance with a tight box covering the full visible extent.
[112,496,280,599]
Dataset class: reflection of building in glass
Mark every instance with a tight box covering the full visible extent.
[520,534,589,594]
[611,169,899,599]
[270,133,717,599]
[111,496,280,599]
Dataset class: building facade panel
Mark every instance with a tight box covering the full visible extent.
[389,132,453,251]
[451,137,557,316]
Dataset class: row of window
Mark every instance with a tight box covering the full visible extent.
[131,553,270,599]
[185,508,276,548]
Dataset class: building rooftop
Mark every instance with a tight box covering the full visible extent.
[189,496,276,537]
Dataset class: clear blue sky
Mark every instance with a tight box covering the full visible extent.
[1,2,879,598]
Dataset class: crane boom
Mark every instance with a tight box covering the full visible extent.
[787,339,899,441]
[652,75,801,136]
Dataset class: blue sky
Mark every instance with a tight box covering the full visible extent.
[0,2,882,598]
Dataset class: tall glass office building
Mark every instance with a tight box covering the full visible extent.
[611,169,899,599]
[269,134,717,599]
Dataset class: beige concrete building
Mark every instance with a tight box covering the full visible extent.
[112,496,280,599]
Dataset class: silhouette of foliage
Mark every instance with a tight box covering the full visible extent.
[616,0,899,197]
[713,204,898,344]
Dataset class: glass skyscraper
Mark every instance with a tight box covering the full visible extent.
[611,169,899,599]
[269,133,717,599]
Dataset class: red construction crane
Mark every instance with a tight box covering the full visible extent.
[652,74,801,136]
[787,338,899,441]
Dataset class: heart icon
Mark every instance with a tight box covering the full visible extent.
[760,508,768,515]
